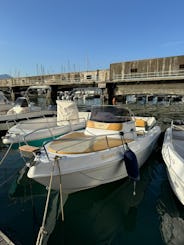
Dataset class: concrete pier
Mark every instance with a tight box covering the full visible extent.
[1,55,184,102]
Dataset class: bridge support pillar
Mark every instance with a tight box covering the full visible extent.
[51,85,58,105]
[106,83,116,105]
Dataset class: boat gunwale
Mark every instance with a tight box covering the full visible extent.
[162,127,184,186]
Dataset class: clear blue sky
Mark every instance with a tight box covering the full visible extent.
[0,0,184,77]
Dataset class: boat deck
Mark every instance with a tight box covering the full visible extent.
[48,131,133,154]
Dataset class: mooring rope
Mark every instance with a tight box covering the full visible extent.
[35,155,65,245]
[55,156,65,221]
[0,143,13,166]
[36,161,55,245]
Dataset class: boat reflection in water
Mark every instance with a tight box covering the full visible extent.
[47,162,153,245]
[157,179,184,245]
[9,152,173,245]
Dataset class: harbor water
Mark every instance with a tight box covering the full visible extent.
[1,99,184,245]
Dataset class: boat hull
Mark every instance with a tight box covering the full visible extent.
[2,112,89,148]
[3,123,86,149]
[28,126,161,193]
[162,127,184,205]
[0,110,56,132]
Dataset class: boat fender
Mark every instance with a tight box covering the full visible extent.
[124,148,139,181]
[124,145,140,195]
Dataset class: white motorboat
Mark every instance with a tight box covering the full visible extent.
[24,85,53,106]
[2,100,90,148]
[162,120,184,205]
[0,96,56,132]
[27,105,161,193]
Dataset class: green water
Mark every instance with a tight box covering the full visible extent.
[1,102,184,245]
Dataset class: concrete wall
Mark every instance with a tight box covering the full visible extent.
[115,82,184,95]
[110,55,184,80]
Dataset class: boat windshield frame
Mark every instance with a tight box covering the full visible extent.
[0,93,9,104]
[14,97,29,107]
[90,105,132,123]
[25,85,52,96]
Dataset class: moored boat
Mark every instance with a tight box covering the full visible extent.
[0,91,13,113]
[0,96,56,132]
[27,105,161,193]
[2,100,90,148]
[162,120,184,205]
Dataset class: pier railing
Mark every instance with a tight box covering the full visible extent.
[1,69,184,88]
[112,70,184,82]
[0,75,101,88]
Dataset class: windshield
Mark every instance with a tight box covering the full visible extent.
[14,97,29,107]
[90,105,132,123]
[26,86,51,96]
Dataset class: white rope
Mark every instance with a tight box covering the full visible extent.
[55,156,65,221]
[35,155,65,245]
[133,181,136,196]
[0,143,13,166]
[0,171,17,187]
[35,161,55,245]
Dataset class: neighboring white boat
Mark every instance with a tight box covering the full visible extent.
[2,100,90,148]
[24,85,53,107]
[27,105,161,193]
[0,96,56,132]
[24,85,51,97]
[162,120,184,205]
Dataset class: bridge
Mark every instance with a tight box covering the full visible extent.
[1,55,184,102]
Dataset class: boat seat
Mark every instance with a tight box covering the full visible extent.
[135,118,149,133]
[19,144,40,158]
[84,120,124,136]
[135,118,147,127]
[86,120,123,130]
[47,131,133,154]
[19,144,39,152]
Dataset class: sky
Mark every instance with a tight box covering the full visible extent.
[0,0,184,77]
